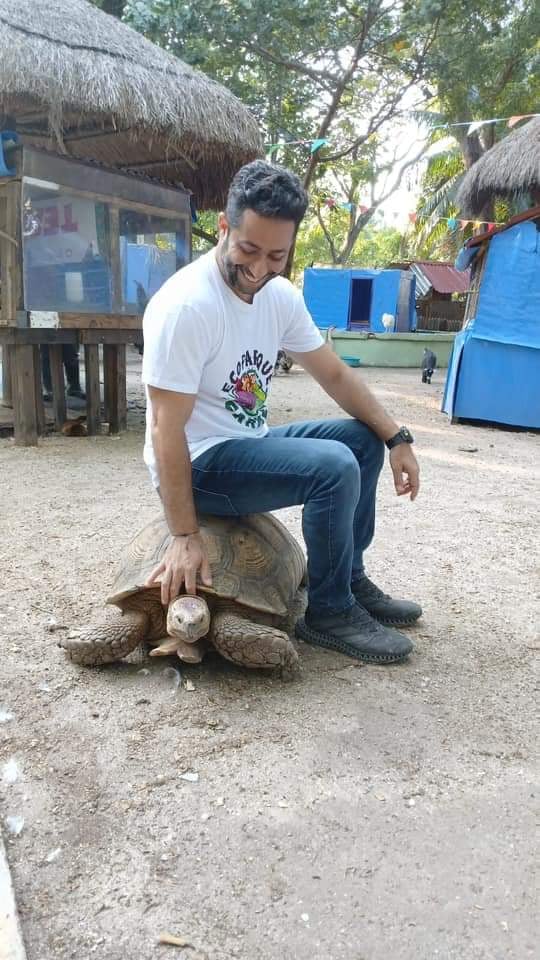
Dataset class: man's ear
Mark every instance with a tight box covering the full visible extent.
[217,212,228,237]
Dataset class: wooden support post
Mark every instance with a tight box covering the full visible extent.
[12,343,38,445]
[0,180,24,327]
[33,346,45,436]
[1,344,13,407]
[103,343,127,434]
[84,343,101,435]
[49,344,67,430]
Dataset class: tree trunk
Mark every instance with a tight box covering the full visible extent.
[455,129,494,224]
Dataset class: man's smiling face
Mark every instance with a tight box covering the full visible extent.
[216,209,296,302]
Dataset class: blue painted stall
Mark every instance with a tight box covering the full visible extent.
[443,208,540,429]
[303,267,415,332]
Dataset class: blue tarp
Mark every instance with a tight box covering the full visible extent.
[444,218,540,428]
[303,267,411,332]
[472,220,540,349]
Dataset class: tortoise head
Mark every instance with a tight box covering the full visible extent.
[167,594,211,643]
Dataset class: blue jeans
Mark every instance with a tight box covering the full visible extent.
[191,418,385,616]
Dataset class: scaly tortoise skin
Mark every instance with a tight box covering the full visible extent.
[59,513,306,677]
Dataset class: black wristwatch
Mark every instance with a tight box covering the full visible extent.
[386,426,414,450]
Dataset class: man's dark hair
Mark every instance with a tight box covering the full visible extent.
[225,160,308,228]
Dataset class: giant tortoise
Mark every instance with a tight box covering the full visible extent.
[59,513,306,676]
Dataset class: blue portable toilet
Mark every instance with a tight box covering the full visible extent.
[303,267,415,332]
[443,207,540,429]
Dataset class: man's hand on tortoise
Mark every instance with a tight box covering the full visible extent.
[144,533,213,605]
[389,445,420,501]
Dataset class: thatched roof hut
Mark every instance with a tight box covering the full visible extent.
[0,0,263,209]
[456,117,540,216]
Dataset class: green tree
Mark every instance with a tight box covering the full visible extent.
[417,0,539,220]
[91,0,127,16]
[92,0,539,262]
[121,0,446,267]
[294,216,403,277]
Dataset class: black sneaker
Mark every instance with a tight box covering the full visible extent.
[67,386,86,400]
[295,602,412,664]
[351,574,422,626]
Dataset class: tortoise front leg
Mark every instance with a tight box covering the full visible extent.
[58,607,148,666]
[150,635,207,663]
[210,612,300,679]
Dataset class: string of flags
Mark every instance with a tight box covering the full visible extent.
[434,113,539,135]
[408,214,505,231]
[266,138,329,157]
[317,202,505,230]
[320,198,370,213]
[265,113,539,155]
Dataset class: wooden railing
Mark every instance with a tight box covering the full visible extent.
[416,299,466,332]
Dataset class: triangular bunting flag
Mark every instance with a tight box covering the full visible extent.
[467,120,486,136]
[310,138,329,154]
[507,114,534,128]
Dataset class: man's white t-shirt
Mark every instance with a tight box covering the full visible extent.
[142,249,323,488]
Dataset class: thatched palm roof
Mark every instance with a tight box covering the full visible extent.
[457,117,540,216]
[0,0,263,208]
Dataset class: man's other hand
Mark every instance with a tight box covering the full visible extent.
[389,445,420,501]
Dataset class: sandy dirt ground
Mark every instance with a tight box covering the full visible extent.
[0,353,538,960]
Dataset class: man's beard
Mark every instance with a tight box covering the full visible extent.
[219,237,276,298]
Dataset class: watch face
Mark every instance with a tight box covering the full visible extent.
[400,427,413,443]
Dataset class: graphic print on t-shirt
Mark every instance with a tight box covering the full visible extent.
[221,349,275,429]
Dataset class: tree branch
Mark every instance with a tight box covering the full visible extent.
[315,204,338,263]
[244,41,338,89]
[192,226,217,246]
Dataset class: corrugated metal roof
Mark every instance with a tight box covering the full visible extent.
[412,261,471,295]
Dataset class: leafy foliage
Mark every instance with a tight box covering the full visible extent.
[89,0,539,264]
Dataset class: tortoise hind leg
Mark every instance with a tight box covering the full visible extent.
[210,612,300,679]
[58,608,148,666]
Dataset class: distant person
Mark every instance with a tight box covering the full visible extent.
[142,161,422,666]
[41,344,86,402]
[421,348,437,384]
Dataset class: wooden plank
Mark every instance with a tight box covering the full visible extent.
[12,343,38,445]
[58,313,142,330]
[79,328,141,345]
[83,343,101,435]
[22,148,191,215]
[116,344,127,432]
[49,344,67,430]
[1,344,13,406]
[0,328,78,345]
[0,181,23,327]
[33,346,46,436]
[0,832,28,960]
[103,344,127,434]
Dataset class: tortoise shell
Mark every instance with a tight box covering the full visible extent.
[107,513,306,617]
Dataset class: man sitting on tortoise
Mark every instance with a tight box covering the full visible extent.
[142,160,422,665]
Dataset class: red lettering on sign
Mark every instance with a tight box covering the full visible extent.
[42,206,59,235]
[61,204,78,233]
